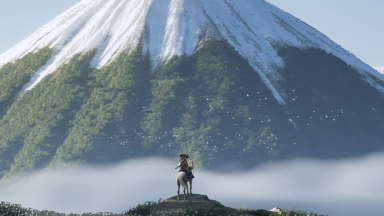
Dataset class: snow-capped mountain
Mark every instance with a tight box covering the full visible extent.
[0,0,382,104]
[2,0,384,183]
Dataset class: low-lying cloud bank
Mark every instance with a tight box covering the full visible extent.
[1,153,383,216]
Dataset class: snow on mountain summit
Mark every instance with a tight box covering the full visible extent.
[0,0,383,104]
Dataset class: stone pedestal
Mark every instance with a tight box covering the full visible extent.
[149,194,254,216]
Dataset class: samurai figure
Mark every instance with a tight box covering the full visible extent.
[177,154,195,179]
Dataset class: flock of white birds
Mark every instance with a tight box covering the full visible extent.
[100,87,376,156]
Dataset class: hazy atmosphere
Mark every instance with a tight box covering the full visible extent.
[0,1,383,216]
[1,153,383,216]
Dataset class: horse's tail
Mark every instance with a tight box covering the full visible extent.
[177,172,188,189]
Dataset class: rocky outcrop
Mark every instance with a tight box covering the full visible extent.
[149,194,278,216]
[269,207,283,215]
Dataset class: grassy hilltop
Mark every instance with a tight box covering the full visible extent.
[0,199,327,216]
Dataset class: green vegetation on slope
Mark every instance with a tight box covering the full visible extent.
[0,51,95,180]
[0,47,52,118]
[48,49,151,169]
[0,41,384,181]
[276,47,384,158]
[0,200,328,216]
[141,41,293,169]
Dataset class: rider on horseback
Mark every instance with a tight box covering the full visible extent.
[175,154,195,179]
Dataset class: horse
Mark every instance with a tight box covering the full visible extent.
[176,158,193,200]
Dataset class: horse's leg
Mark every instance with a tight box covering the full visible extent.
[186,180,190,195]
[185,179,190,198]
[183,187,187,200]
[177,179,180,200]
[189,179,192,195]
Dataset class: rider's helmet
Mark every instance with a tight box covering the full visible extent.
[179,154,189,159]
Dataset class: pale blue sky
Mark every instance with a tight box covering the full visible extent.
[0,0,382,71]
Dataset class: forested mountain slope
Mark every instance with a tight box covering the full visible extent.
[0,41,383,183]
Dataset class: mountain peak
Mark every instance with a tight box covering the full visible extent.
[0,0,382,104]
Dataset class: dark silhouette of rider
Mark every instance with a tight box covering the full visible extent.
[178,154,195,179]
